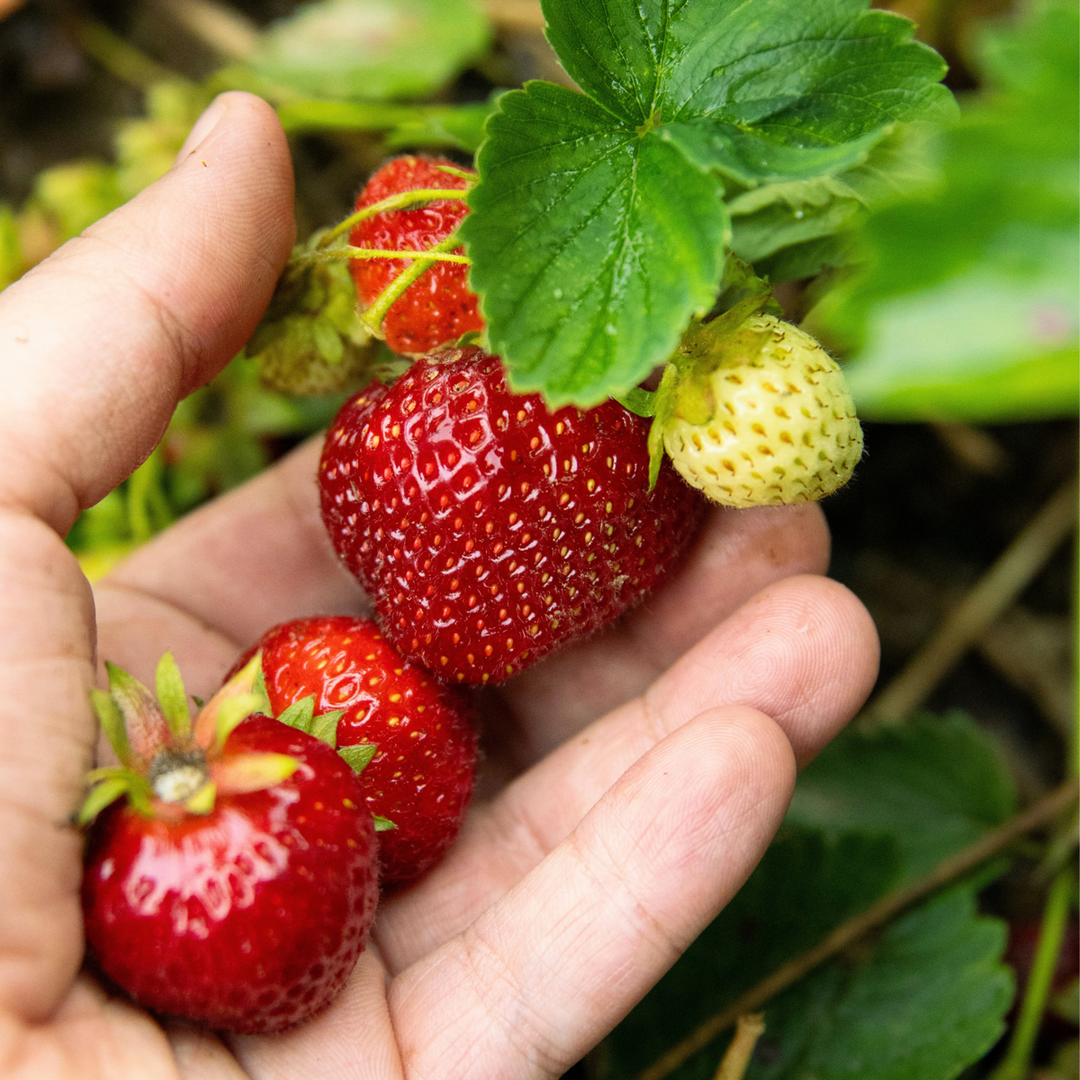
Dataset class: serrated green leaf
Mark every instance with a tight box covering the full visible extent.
[373,814,397,831]
[463,83,728,406]
[251,0,490,102]
[601,830,902,1078]
[466,0,955,405]
[786,712,1016,885]
[155,653,191,739]
[660,121,885,188]
[544,0,954,137]
[277,696,316,733]
[743,885,1012,1080]
[338,742,378,774]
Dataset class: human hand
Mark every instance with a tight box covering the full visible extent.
[0,93,879,1078]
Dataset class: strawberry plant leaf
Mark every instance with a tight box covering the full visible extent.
[741,883,1012,1080]
[372,815,397,831]
[251,0,490,103]
[786,711,1016,884]
[464,0,956,405]
[658,121,885,188]
[601,833,1012,1080]
[601,830,903,1077]
[464,83,729,406]
[601,710,1018,1079]
[816,0,1079,421]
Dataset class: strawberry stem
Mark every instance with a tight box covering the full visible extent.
[290,246,471,270]
[317,188,472,249]
[362,231,467,338]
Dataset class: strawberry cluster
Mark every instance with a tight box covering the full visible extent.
[79,153,861,1037]
[80,625,476,1034]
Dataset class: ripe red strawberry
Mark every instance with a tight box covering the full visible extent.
[80,655,378,1033]
[349,155,483,355]
[231,616,477,886]
[319,346,704,685]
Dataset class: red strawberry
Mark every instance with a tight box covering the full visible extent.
[231,616,477,886]
[319,346,704,685]
[80,655,378,1033]
[349,155,483,355]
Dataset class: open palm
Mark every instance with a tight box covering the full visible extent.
[0,94,878,1080]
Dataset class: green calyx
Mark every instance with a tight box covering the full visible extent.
[275,693,395,831]
[618,268,781,489]
[79,652,292,826]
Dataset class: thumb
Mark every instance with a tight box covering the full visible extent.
[0,91,295,533]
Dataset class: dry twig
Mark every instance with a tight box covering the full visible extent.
[633,780,1080,1080]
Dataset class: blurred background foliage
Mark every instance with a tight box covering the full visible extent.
[0,1,1075,1078]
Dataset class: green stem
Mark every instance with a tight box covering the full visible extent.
[77,18,181,90]
[317,189,471,248]
[362,232,466,336]
[292,246,471,269]
[988,868,1073,1080]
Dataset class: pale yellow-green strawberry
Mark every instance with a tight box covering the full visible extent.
[660,313,862,508]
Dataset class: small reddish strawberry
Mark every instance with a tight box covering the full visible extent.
[230,616,477,886]
[80,654,378,1033]
[319,346,704,685]
[349,155,483,355]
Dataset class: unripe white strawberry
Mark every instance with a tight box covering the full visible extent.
[661,314,862,508]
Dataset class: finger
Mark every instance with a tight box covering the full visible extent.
[377,573,877,972]
[497,502,831,759]
[0,975,180,1079]
[229,949,403,1080]
[0,91,295,534]
[0,94,295,1023]
[388,708,795,1080]
[98,446,825,715]
[98,439,367,663]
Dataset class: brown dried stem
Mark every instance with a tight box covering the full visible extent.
[633,779,1080,1080]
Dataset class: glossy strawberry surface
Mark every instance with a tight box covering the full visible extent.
[82,716,378,1033]
[236,617,477,885]
[349,156,483,355]
[319,347,705,684]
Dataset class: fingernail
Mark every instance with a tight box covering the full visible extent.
[175,95,231,164]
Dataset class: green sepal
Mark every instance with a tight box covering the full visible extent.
[213,752,299,794]
[106,661,172,762]
[185,780,217,815]
[90,688,132,767]
[647,364,681,490]
[78,768,153,825]
[155,652,191,739]
[253,662,269,705]
[277,695,316,732]
[275,694,342,748]
[214,694,264,751]
[310,709,342,749]
[373,815,397,832]
[338,743,378,775]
